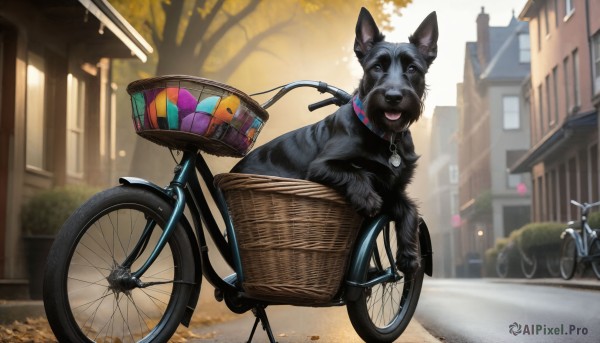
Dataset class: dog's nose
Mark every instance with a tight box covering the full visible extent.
[384,90,403,104]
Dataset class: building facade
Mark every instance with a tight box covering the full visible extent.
[427,105,459,277]
[457,8,532,276]
[0,0,151,294]
[513,0,600,222]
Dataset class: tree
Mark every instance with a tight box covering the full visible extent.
[109,0,412,183]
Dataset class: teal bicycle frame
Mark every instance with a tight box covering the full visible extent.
[117,149,433,310]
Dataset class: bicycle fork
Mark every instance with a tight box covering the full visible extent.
[120,151,197,285]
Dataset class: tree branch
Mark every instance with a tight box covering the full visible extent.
[196,0,261,63]
[161,0,185,50]
[216,18,295,81]
[181,0,225,49]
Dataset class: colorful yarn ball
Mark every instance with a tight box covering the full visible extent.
[213,95,240,122]
[196,96,220,114]
[180,111,212,136]
[148,88,179,129]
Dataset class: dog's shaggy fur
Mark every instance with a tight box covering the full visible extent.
[231,7,438,273]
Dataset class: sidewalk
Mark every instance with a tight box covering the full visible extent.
[2,277,598,340]
[0,300,440,343]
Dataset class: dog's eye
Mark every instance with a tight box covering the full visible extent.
[373,64,383,72]
[406,64,417,73]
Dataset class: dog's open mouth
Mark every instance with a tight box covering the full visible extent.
[385,112,402,121]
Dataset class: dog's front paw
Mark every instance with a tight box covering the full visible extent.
[396,251,421,275]
[350,191,382,217]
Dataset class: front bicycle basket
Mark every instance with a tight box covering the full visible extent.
[126,75,269,157]
[215,173,364,305]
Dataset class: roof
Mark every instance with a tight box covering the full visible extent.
[510,111,599,173]
[79,0,153,62]
[466,15,530,83]
[28,0,152,62]
[518,0,541,20]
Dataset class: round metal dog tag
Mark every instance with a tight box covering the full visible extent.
[389,152,402,167]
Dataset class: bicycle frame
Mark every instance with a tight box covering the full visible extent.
[118,149,433,310]
[562,200,600,262]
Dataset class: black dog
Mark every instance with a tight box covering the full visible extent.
[231,7,438,274]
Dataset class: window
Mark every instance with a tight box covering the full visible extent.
[508,173,522,189]
[552,66,559,123]
[563,56,570,112]
[503,96,520,129]
[26,52,46,170]
[67,74,86,177]
[554,0,559,27]
[565,0,574,18]
[593,32,600,95]
[449,164,459,184]
[544,3,550,36]
[545,74,552,125]
[538,85,544,135]
[572,49,581,108]
[537,16,542,51]
[519,34,530,63]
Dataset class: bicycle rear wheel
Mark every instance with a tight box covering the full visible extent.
[346,222,424,343]
[520,253,538,279]
[559,234,577,280]
[43,186,195,343]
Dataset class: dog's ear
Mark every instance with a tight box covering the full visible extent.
[409,11,438,66]
[354,7,385,61]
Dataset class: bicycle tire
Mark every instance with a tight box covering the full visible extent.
[346,222,424,343]
[590,239,600,280]
[559,234,577,280]
[544,253,561,278]
[520,253,538,279]
[43,186,195,343]
[495,249,509,278]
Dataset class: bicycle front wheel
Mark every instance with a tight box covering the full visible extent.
[495,250,509,278]
[559,234,577,280]
[346,222,424,343]
[43,186,195,343]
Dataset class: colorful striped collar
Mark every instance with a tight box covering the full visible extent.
[352,95,393,141]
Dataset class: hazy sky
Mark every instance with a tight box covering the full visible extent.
[382,0,529,117]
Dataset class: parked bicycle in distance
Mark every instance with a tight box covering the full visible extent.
[559,200,600,280]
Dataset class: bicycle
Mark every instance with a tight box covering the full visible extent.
[42,76,433,343]
[559,200,600,280]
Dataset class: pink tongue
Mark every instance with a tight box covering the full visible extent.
[385,112,402,121]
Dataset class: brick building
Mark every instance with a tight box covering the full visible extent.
[457,8,532,276]
[513,0,600,222]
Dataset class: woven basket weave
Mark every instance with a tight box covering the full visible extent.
[214,173,363,304]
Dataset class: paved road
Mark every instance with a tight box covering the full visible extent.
[190,305,439,342]
[415,278,600,343]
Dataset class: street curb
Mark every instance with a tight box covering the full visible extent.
[487,277,600,291]
[0,300,45,324]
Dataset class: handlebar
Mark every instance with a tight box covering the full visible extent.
[570,199,600,216]
[257,80,352,111]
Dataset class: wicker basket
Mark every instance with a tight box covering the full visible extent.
[214,173,363,305]
[126,75,269,157]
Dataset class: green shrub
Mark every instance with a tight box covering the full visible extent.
[21,185,99,236]
[485,237,520,277]
[483,247,499,277]
[588,211,600,229]
[516,222,564,252]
